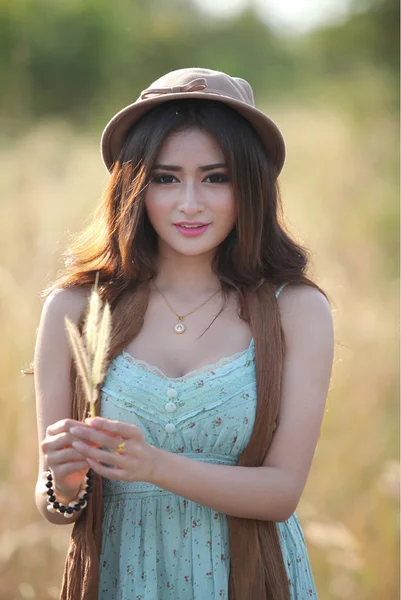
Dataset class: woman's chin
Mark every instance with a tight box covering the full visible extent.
[172,244,217,258]
[159,238,218,259]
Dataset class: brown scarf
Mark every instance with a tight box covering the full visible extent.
[60,280,290,600]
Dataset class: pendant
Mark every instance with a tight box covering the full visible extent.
[174,317,186,334]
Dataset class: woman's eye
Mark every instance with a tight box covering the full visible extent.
[152,174,177,184]
[152,173,229,184]
[204,173,230,183]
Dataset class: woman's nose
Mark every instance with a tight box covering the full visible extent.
[178,183,204,214]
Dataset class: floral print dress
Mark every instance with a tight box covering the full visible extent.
[98,283,318,599]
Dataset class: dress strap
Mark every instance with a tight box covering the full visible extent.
[275,282,289,299]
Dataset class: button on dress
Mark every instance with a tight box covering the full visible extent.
[98,283,318,599]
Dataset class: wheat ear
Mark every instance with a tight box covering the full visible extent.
[91,302,112,389]
[83,272,101,357]
[65,317,93,405]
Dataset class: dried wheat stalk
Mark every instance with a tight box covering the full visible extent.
[65,272,112,418]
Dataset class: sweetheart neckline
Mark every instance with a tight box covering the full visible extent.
[118,338,255,382]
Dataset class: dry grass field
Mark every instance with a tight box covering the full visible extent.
[0,101,398,599]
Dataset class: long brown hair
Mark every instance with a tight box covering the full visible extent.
[31,99,330,599]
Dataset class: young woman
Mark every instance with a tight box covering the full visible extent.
[33,68,334,599]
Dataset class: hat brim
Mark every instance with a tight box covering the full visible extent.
[101,92,286,175]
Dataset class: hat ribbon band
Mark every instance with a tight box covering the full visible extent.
[140,78,208,100]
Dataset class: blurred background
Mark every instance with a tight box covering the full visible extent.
[0,0,399,598]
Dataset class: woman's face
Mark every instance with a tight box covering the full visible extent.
[144,127,237,259]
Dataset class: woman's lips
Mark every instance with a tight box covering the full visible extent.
[174,223,210,237]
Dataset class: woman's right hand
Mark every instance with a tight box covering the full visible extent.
[40,418,92,501]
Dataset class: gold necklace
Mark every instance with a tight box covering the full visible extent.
[153,281,221,334]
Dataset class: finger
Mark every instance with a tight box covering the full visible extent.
[41,431,76,453]
[70,426,124,450]
[46,419,82,437]
[85,418,140,440]
[50,447,90,465]
[71,440,128,466]
[86,457,125,480]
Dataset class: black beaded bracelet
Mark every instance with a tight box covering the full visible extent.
[41,468,94,518]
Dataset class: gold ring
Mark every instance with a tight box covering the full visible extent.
[115,440,126,454]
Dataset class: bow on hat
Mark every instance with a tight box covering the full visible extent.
[140,78,208,100]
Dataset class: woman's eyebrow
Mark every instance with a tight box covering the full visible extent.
[153,163,227,171]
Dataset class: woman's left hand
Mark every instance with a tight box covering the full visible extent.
[69,417,158,482]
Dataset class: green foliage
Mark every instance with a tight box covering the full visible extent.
[1,0,294,130]
[1,0,397,132]
[302,0,399,96]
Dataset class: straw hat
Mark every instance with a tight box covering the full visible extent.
[101,67,286,174]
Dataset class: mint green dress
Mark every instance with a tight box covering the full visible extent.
[98,283,318,599]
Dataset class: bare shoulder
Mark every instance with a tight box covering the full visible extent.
[35,285,91,378]
[44,286,91,324]
[277,283,334,343]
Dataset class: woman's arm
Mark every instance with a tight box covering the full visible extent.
[34,287,90,525]
[151,452,296,522]
[150,285,334,521]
